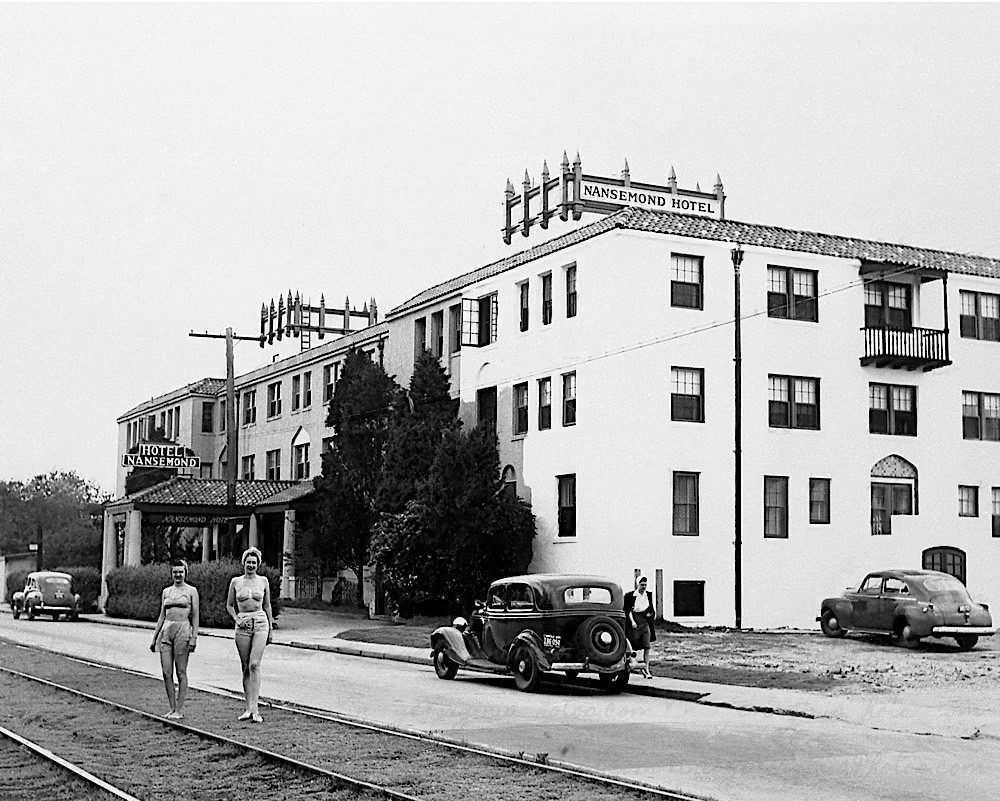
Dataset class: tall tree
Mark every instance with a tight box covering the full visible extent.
[306,348,400,606]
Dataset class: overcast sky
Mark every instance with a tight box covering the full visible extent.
[2,3,999,494]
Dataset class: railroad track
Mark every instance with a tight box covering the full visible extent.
[0,642,703,801]
[0,725,140,801]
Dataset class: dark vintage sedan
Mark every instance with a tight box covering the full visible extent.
[430,574,632,692]
[819,569,994,650]
[12,571,81,621]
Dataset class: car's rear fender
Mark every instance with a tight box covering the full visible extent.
[507,631,551,671]
[430,627,473,665]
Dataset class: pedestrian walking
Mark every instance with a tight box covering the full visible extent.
[226,546,273,723]
[624,576,656,678]
[149,558,199,719]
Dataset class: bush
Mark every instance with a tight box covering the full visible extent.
[104,560,282,629]
[54,566,101,612]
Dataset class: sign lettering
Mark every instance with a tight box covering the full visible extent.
[580,181,721,219]
[122,444,201,469]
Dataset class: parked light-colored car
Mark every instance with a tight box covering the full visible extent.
[819,569,993,650]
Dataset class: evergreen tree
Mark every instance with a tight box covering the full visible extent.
[305,348,400,607]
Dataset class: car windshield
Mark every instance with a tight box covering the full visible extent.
[563,586,613,605]
[921,576,972,603]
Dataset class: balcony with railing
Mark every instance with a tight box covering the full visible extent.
[860,326,951,371]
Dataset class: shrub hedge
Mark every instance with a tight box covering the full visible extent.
[105,559,282,629]
[5,566,101,612]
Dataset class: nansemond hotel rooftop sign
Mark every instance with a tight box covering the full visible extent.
[122,443,201,469]
[580,180,721,217]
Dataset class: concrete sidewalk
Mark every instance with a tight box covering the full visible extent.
[8,606,997,740]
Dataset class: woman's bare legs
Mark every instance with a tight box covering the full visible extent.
[173,650,190,714]
[159,648,177,713]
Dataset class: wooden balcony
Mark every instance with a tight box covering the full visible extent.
[860,326,951,371]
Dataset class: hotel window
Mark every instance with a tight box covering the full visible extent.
[476,386,497,433]
[174,406,180,436]
[557,474,576,538]
[871,482,913,535]
[672,472,699,536]
[166,408,173,439]
[294,443,310,480]
[959,485,979,517]
[864,281,911,329]
[292,375,302,411]
[267,382,282,418]
[673,581,705,617]
[566,264,577,318]
[764,476,789,538]
[242,390,257,425]
[519,281,529,332]
[562,372,576,426]
[959,290,1000,341]
[541,273,553,325]
[147,414,156,436]
[220,399,226,432]
[992,488,1000,537]
[962,391,1000,441]
[671,253,703,309]
[513,382,528,435]
[461,294,499,347]
[671,367,704,423]
[265,449,280,481]
[199,464,213,479]
[302,371,312,408]
[323,363,339,404]
[159,411,165,434]
[769,375,820,429]
[241,455,255,481]
[414,317,427,361]
[809,478,831,524]
[538,377,552,430]
[768,266,818,322]
[201,402,214,433]
[869,383,916,435]
[321,436,335,454]
[430,311,444,357]
[449,304,462,353]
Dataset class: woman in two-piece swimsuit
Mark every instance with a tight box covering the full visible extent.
[226,546,273,723]
[150,559,200,719]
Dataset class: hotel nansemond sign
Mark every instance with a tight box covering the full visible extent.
[580,180,722,219]
[122,443,201,469]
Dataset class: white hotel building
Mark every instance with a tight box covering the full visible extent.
[112,167,1000,628]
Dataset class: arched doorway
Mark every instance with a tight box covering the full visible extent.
[922,546,966,584]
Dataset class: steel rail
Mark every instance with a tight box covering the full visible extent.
[0,665,423,801]
[1,642,703,801]
[0,724,143,801]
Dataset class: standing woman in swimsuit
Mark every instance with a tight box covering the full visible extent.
[150,559,199,719]
[226,546,273,722]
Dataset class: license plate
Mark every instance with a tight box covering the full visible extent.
[543,634,561,649]
[55,592,65,600]
[959,605,970,612]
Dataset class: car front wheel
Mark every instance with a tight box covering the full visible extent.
[598,669,630,693]
[512,645,541,692]
[820,609,846,638]
[12,604,20,620]
[432,646,458,680]
[954,635,979,651]
[27,605,36,621]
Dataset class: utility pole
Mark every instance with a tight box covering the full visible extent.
[189,326,263,556]
[731,244,745,630]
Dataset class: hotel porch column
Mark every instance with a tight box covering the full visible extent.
[281,510,296,599]
[124,510,142,567]
[100,511,119,611]
[201,526,210,562]
[248,513,259,550]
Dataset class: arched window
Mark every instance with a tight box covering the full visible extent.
[870,455,918,535]
[922,546,966,585]
[501,465,517,500]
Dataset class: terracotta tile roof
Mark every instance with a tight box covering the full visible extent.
[119,377,227,420]
[390,207,1000,315]
[253,482,316,509]
[107,477,301,509]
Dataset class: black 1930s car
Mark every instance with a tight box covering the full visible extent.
[430,574,631,692]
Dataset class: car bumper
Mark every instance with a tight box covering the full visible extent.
[548,660,628,673]
[931,626,996,636]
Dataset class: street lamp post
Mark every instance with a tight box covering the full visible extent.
[731,243,744,631]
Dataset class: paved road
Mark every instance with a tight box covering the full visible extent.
[2,615,997,801]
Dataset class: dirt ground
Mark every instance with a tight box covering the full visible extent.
[645,628,1000,692]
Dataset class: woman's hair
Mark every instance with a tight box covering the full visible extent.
[170,558,188,571]
[241,547,263,566]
